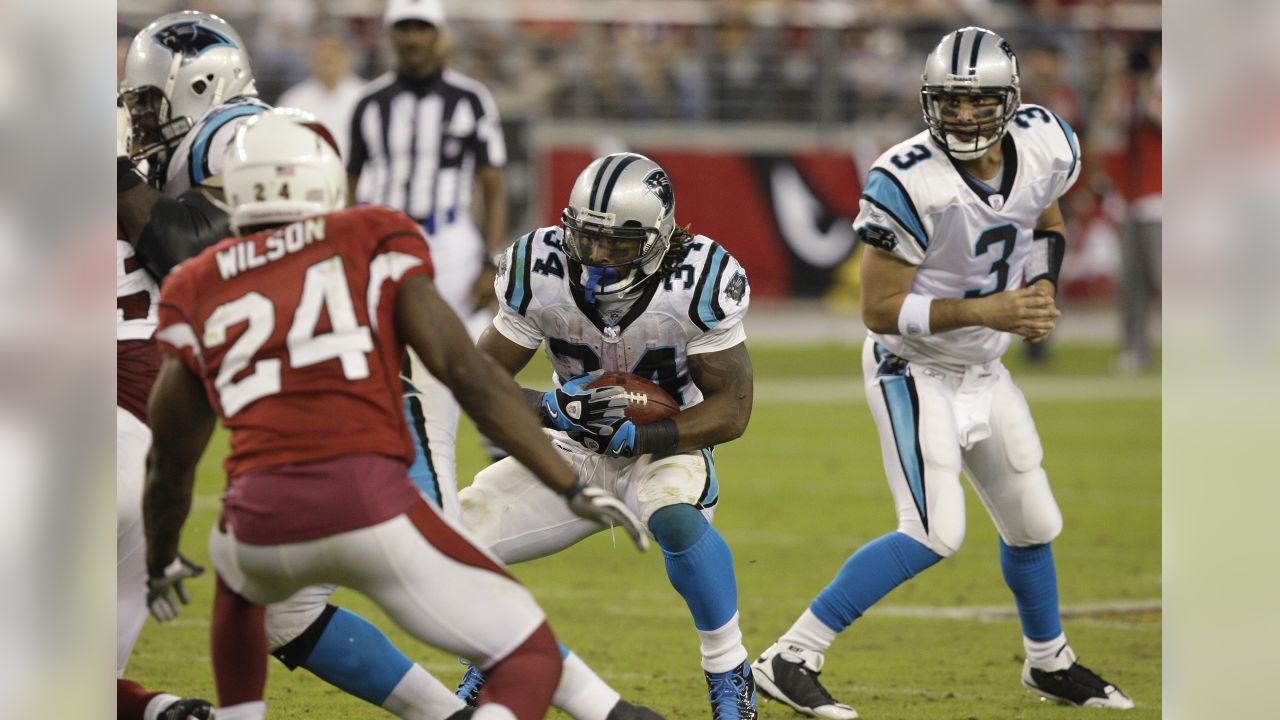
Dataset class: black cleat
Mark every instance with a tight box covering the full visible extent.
[157,697,214,720]
[1022,646,1134,709]
[751,642,857,719]
[607,698,666,720]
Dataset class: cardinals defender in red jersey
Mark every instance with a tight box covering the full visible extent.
[141,109,647,720]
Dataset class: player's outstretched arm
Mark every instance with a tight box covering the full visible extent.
[144,356,216,589]
[675,343,754,452]
[399,275,649,549]
[860,245,1059,340]
[398,275,576,493]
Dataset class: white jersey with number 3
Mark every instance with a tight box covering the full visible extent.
[492,227,750,410]
[853,104,1081,368]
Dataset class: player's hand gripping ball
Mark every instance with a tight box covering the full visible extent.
[571,372,679,457]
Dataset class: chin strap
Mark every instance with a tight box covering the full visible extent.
[581,266,622,304]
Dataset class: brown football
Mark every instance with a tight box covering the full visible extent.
[584,371,680,425]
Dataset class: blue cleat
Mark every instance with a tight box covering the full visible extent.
[705,660,758,720]
[456,662,487,707]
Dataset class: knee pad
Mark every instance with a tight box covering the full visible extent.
[265,591,333,654]
[635,454,709,525]
[898,503,965,558]
[1000,469,1063,546]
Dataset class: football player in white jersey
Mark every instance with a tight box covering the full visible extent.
[751,28,1134,717]
[116,12,480,720]
[456,152,760,719]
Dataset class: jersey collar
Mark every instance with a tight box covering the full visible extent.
[568,270,661,336]
[948,132,1019,210]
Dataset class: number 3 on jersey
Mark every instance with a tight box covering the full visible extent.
[205,255,373,417]
[964,224,1017,298]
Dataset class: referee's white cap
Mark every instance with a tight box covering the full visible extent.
[385,0,446,27]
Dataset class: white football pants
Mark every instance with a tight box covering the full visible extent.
[862,337,1063,558]
[116,407,151,676]
[210,497,545,670]
[460,434,718,564]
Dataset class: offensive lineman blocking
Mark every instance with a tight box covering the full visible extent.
[751,28,1134,717]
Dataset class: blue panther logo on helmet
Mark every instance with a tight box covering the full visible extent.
[154,21,238,60]
[643,169,674,218]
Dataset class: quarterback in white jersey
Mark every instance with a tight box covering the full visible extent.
[463,153,761,720]
[752,28,1134,718]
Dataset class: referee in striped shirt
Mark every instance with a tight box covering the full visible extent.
[347,0,508,521]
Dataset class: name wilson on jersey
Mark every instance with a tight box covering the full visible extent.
[216,218,328,280]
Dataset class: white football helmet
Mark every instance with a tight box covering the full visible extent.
[921,27,1021,160]
[120,11,256,165]
[224,109,347,233]
[561,153,675,300]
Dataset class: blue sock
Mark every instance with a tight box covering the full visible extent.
[302,608,414,706]
[999,539,1063,641]
[650,504,738,630]
[810,531,943,632]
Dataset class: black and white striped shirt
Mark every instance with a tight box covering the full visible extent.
[347,69,505,232]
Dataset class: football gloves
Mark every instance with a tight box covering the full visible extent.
[570,417,639,458]
[541,371,628,434]
[147,553,205,623]
[564,482,649,551]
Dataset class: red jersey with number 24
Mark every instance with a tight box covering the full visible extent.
[156,205,434,478]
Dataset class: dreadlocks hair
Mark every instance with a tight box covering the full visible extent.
[659,224,696,277]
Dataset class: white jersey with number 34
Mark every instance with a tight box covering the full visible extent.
[852,104,1081,368]
[492,227,750,410]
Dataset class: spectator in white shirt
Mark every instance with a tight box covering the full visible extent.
[276,26,366,160]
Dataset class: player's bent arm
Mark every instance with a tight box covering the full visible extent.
[118,175,232,279]
[673,342,754,452]
[860,246,1058,338]
[396,275,576,493]
[477,323,538,376]
[143,356,217,577]
[476,323,547,416]
[1029,199,1068,300]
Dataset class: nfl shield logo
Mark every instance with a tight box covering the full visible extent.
[990,194,1004,211]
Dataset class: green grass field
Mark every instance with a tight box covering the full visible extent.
[128,343,1161,719]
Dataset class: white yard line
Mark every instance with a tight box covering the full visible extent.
[755,375,1160,403]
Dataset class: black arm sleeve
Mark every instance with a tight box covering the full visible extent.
[134,191,232,279]
[1027,229,1066,288]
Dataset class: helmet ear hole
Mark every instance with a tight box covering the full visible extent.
[191,79,208,95]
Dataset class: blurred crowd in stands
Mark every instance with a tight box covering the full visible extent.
[118,0,1160,366]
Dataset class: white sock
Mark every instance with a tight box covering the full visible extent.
[1024,633,1072,670]
[698,611,749,674]
[473,704,518,720]
[779,609,839,654]
[143,694,181,720]
[554,651,622,720]
[382,663,468,720]
[215,701,268,720]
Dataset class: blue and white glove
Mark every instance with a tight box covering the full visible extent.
[571,417,639,458]
[541,371,628,434]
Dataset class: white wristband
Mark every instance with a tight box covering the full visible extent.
[897,293,933,337]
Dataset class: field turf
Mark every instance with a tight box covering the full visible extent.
[128,342,1161,719]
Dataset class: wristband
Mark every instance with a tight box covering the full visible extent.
[897,293,933,337]
[1027,229,1065,287]
[562,480,583,500]
[633,418,679,456]
[118,155,144,193]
